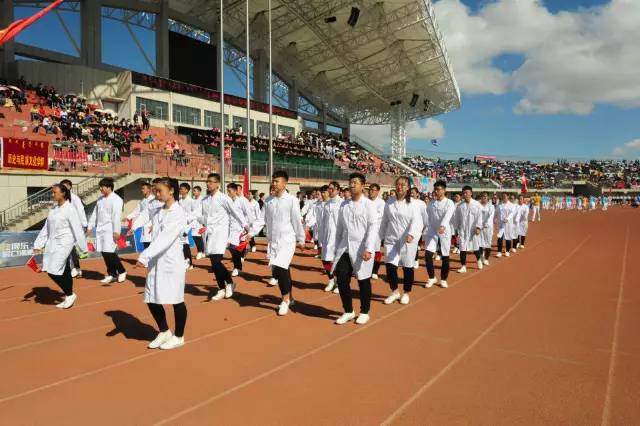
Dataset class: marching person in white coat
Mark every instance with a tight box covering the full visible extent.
[34,184,88,309]
[136,178,188,350]
[86,177,126,284]
[226,183,255,276]
[191,186,207,259]
[319,181,343,293]
[332,173,381,325]
[179,182,199,270]
[479,193,495,265]
[423,180,456,289]
[495,193,518,257]
[453,186,483,273]
[60,179,87,279]
[302,189,318,250]
[126,182,155,250]
[517,195,529,248]
[247,190,265,253]
[379,177,423,305]
[199,174,248,301]
[311,187,327,258]
[263,170,306,316]
[509,194,520,252]
[411,187,429,269]
[369,183,386,280]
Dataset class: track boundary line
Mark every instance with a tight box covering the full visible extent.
[380,234,591,425]
[601,226,630,426]
[153,238,552,425]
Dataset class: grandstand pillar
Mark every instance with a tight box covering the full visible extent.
[288,80,298,111]
[390,107,407,159]
[155,0,170,78]
[253,48,267,103]
[0,0,15,79]
[320,103,327,133]
[80,0,102,68]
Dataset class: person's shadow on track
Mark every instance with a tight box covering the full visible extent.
[104,310,156,342]
[22,287,63,305]
[232,291,342,320]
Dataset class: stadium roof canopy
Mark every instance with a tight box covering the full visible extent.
[164,0,460,125]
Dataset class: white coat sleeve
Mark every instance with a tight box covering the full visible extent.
[33,219,49,250]
[112,197,123,234]
[291,198,306,244]
[68,207,88,252]
[439,201,455,228]
[138,211,182,267]
[73,196,88,228]
[87,204,97,231]
[224,197,247,229]
[132,207,151,230]
[408,204,423,240]
[364,202,381,254]
[378,203,389,241]
[333,206,346,259]
[126,201,142,220]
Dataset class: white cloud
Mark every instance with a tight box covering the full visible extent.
[433,0,640,115]
[611,139,640,156]
[351,118,445,151]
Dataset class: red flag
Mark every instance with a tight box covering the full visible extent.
[322,261,333,273]
[304,229,312,243]
[0,0,64,46]
[26,255,41,273]
[87,241,96,252]
[198,226,207,235]
[520,172,529,194]
[126,219,133,230]
[117,235,128,250]
[374,251,383,263]
[242,168,249,197]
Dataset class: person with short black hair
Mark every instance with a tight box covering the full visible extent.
[126,182,155,250]
[178,182,198,270]
[332,172,381,325]
[368,183,386,280]
[516,195,529,248]
[495,193,517,257]
[263,170,306,316]
[191,185,206,259]
[226,182,256,276]
[479,193,495,265]
[453,185,483,273]
[87,177,126,284]
[247,190,264,253]
[318,180,342,292]
[423,180,455,288]
[60,179,87,278]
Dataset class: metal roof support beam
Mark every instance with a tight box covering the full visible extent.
[288,79,298,112]
[0,0,15,79]
[81,0,102,68]
[253,48,267,103]
[390,105,406,160]
[155,0,169,78]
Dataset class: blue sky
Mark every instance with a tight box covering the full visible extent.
[13,0,640,160]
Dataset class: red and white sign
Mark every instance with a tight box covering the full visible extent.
[0,137,48,170]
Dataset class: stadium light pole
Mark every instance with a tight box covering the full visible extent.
[245,0,251,191]
[268,0,273,179]
[219,0,225,187]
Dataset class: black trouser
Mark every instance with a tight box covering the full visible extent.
[483,247,491,259]
[497,237,512,253]
[335,253,371,314]
[182,243,192,265]
[230,247,243,270]
[425,250,449,281]
[272,266,292,297]
[512,238,519,248]
[68,248,80,269]
[520,236,526,246]
[48,261,73,296]
[373,252,382,275]
[249,238,256,249]
[147,302,187,338]
[193,236,205,253]
[460,250,482,266]
[102,252,125,277]
[386,263,414,293]
[209,254,231,290]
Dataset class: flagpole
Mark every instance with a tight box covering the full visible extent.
[268,0,273,179]
[219,0,225,187]
[245,0,251,191]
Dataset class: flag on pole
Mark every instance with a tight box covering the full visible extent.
[242,167,249,197]
[25,255,41,273]
[520,172,529,194]
[0,0,64,46]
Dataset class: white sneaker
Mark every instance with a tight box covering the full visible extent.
[457,266,467,274]
[324,278,335,292]
[371,273,379,280]
[414,261,420,270]
[313,255,320,259]
[56,298,66,309]
[100,275,115,284]
[400,293,410,305]
[313,244,318,250]
[520,245,525,249]
[384,291,401,305]
[425,277,437,288]
[184,258,191,268]
[61,293,77,309]
[76,269,82,278]
[251,246,257,253]
[333,286,340,294]
[268,277,278,287]
[435,255,441,261]
[117,272,127,283]
[231,269,239,277]
[336,311,356,325]
[148,330,173,349]
[186,264,194,271]
[483,259,489,266]
[505,251,510,257]
[355,313,370,325]
[195,252,206,260]
[440,280,448,289]
[225,282,235,299]
[277,300,290,316]
[71,268,79,278]
[496,252,503,258]
[477,260,483,270]
[160,335,184,350]
[511,248,517,253]
[241,257,245,264]
[209,289,225,301]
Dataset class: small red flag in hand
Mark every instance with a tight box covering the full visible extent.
[127,219,133,230]
[117,235,128,250]
[323,262,333,273]
[305,229,312,243]
[87,241,96,252]
[235,240,249,253]
[198,227,206,235]
[374,251,383,263]
[26,255,41,273]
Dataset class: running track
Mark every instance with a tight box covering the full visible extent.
[0,208,637,425]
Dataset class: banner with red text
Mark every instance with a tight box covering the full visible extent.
[0,137,49,170]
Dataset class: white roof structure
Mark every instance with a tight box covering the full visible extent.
[167,0,460,125]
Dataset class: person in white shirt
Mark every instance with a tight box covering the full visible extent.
[478,193,495,265]
[368,183,386,280]
[311,187,327,258]
[410,187,428,269]
[319,181,343,292]
[136,177,188,350]
[332,173,381,325]
[34,184,88,309]
[495,193,518,257]
[126,182,155,250]
[263,170,306,316]
[226,183,255,276]
[453,186,483,273]
[517,195,529,248]
[423,180,456,289]
[87,177,126,284]
[379,177,423,305]
[178,182,199,270]
[60,179,87,278]
[191,186,206,259]
[509,194,520,253]
[247,190,265,253]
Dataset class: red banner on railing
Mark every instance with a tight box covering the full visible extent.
[52,150,89,162]
[0,137,48,170]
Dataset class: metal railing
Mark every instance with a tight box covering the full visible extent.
[231,160,350,181]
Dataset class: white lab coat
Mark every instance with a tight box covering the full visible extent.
[70,192,87,228]
[303,199,317,229]
[379,198,423,267]
[248,198,265,236]
[518,204,529,236]
[198,190,245,255]
[320,196,343,262]
[331,197,381,280]
[453,199,482,252]
[414,198,428,237]
[229,196,255,246]
[34,201,88,275]
[495,202,517,240]
[263,191,306,269]
[88,192,124,253]
[311,199,325,241]
[479,203,495,249]
[138,202,187,304]
[127,194,156,243]
[178,196,199,244]
[370,196,386,249]
[423,198,455,255]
